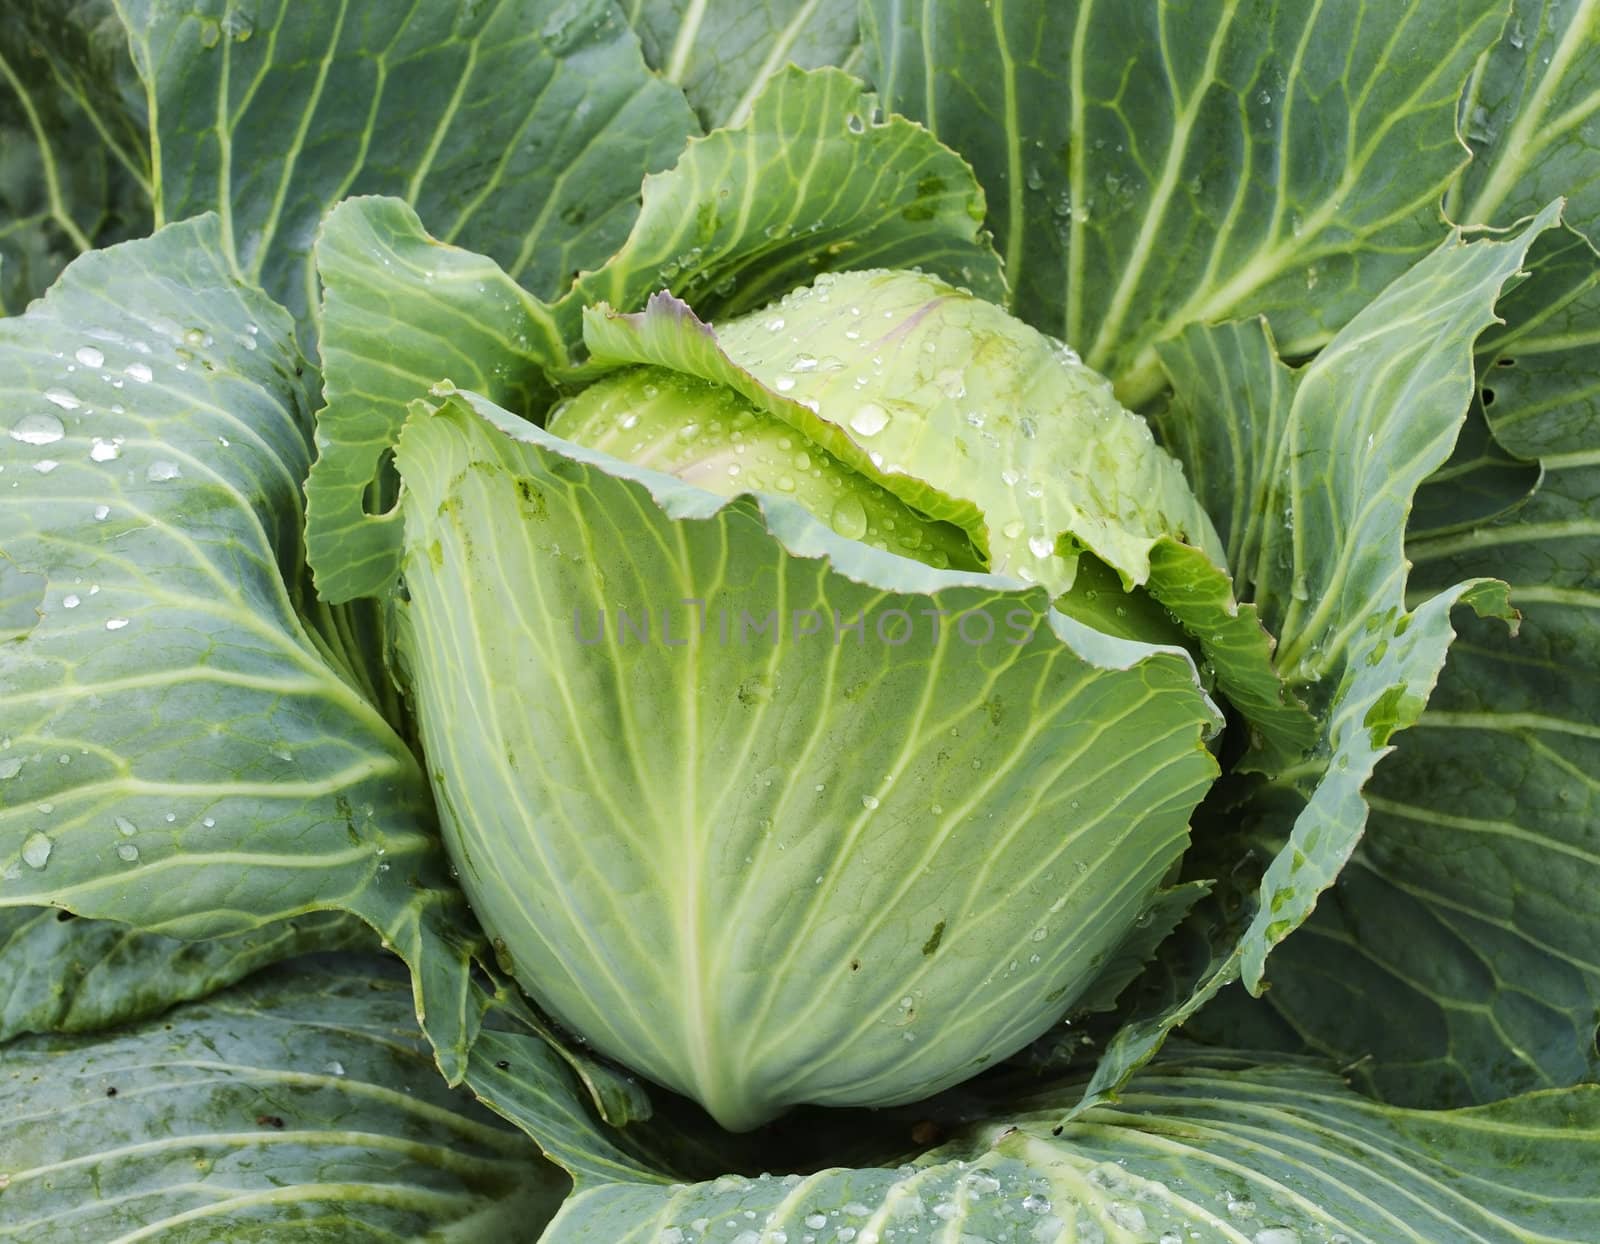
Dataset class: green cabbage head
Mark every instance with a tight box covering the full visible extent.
[391,270,1238,1130]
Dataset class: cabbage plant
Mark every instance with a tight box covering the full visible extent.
[2,0,1599,1239]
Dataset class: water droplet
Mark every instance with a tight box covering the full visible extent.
[116,816,137,836]
[22,832,51,869]
[861,794,879,810]
[33,459,60,474]
[775,475,795,491]
[147,460,182,482]
[124,362,153,383]
[0,759,20,780]
[93,504,110,521]
[43,388,81,411]
[774,374,796,392]
[75,346,105,368]
[116,842,140,862]
[790,353,818,372]
[325,1060,346,1076]
[10,414,64,445]
[90,437,122,462]
[1028,534,1055,559]
[830,495,868,540]
[804,1215,827,1230]
[1002,519,1025,539]
[1110,1204,1147,1231]
[106,618,130,630]
[850,403,890,436]
[1001,468,1020,486]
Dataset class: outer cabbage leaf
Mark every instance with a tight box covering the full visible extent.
[0,955,567,1242]
[116,0,696,339]
[0,8,149,315]
[862,0,1508,404]
[0,907,371,1041]
[0,217,482,1082]
[622,0,862,129]
[391,388,1219,1131]
[306,196,567,605]
[1188,224,1600,1107]
[1452,0,1600,240]
[1054,208,1560,1109]
[543,1051,1600,1242]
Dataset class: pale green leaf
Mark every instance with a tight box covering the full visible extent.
[392,389,1218,1130]
[577,275,1314,769]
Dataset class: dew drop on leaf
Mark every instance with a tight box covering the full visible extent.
[9,413,64,445]
[21,832,51,870]
[830,495,868,540]
[850,403,890,436]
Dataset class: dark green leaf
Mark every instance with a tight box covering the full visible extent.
[118,0,696,339]
[864,0,1506,404]
[622,0,861,129]
[0,956,567,1242]
[544,1051,1600,1242]
[0,908,372,1040]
